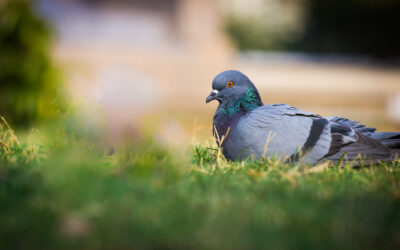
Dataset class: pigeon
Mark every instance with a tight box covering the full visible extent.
[206,70,400,165]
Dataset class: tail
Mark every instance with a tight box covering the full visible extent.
[326,116,400,161]
[368,132,400,159]
[369,132,400,149]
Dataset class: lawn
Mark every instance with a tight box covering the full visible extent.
[1,116,400,250]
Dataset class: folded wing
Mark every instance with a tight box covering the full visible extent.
[230,104,332,163]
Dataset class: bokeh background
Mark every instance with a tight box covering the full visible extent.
[1,0,400,145]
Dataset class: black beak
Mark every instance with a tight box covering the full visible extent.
[206,90,219,103]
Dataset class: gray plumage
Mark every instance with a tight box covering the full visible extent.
[206,70,400,165]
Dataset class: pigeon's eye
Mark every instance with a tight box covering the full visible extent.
[227,81,234,88]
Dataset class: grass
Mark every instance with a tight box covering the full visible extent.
[1,117,400,250]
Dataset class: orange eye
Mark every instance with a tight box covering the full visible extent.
[227,81,234,88]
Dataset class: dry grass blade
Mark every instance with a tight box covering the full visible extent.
[304,161,330,174]
[0,139,9,151]
[0,115,21,146]
[263,131,277,158]
[213,126,230,165]
[247,169,266,178]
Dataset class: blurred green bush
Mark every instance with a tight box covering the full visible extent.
[225,0,400,58]
[0,0,65,127]
[225,0,305,51]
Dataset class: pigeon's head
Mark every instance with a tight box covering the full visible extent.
[206,70,262,108]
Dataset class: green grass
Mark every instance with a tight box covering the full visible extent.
[1,117,400,250]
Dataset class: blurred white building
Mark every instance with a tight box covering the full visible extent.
[38,0,234,143]
[38,0,233,108]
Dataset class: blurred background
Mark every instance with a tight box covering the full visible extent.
[1,0,400,145]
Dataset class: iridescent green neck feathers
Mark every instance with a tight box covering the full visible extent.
[220,88,262,117]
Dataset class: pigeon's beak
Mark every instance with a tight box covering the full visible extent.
[206,90,219,103]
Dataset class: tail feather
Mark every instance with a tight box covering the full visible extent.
[325,116,400,165]
[324,132,392,162]
[369,132,400,149]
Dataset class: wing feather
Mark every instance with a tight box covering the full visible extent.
[322,132,392,164]
[228,104,331,163]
